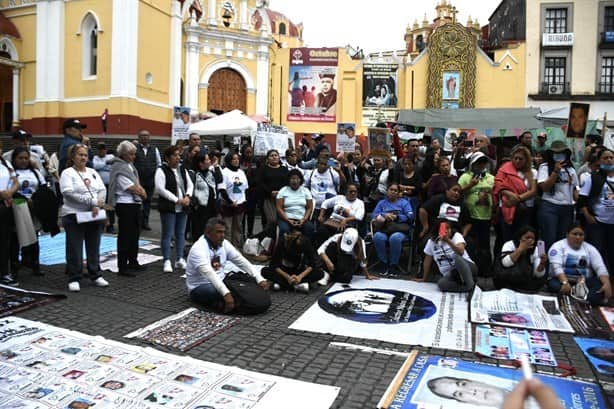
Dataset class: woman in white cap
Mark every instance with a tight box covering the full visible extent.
[317,227,377,285]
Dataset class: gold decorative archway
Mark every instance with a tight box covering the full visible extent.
[426,23,476,108]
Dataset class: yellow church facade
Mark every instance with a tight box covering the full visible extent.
[0,0,526,142]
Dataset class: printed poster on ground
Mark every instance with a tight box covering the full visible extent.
[288,48,338,122]
[362,64,399,127]
[289,277,472,352]
[575,337,614,376]
[474,325,557,366]
[470,287,574,332]
[171,106,191,145]
[377,352,606,409]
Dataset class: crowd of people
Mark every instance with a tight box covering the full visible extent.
[0,122,612,311]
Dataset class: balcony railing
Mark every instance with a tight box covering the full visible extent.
[540,82,570,96]
[598,81,614,94]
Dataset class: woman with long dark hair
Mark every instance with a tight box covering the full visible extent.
[240,144,259,237]
[219,152,248,247]
[258,149,288,232]
[190,152,220,241]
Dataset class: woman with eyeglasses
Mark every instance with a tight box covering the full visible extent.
[547,223,611,305]
[59,144,109,292]
[155,146,193,274]
[316,183,365,242]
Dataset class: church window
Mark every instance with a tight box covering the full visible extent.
[279,22,286,35]
[81,13,99,78]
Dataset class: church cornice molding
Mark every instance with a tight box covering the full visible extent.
[186,25,273,48]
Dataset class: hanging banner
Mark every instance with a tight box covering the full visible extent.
[362,64,399,127]
[253,124,290,156]
[171,106,191,145]
[287,48,338,122]
[377,353,606,409]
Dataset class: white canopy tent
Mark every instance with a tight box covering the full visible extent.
[188,110,258,136]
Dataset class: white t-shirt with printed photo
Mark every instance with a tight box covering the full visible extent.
[424,232,473,276]
[537,163,578,205]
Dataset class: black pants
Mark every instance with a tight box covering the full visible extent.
[191,203,215,242]
[116,203,142,270]
[62,215,103,282]
[330,253,359,284]
[103,184,115,226]
[261,265,323,290]
[141,185,154,226]
[10,235,39,274]
[0,204,13,276]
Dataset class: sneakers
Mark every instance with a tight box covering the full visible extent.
[294,282,310,294]
[175,258,187,270]
[163,260,173,273]
[1,275,18,287]
[93,277,109,287]
[317,271,330,286]
[68,281,80,292]
[386,264,403,277]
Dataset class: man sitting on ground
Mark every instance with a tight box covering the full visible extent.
[185,218,270,312]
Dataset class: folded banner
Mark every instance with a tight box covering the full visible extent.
[471,287,574,333]
[377,353,606,409]
[289,277,472,351]
[0,316,340,408]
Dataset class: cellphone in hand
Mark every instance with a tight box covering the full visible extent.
[327,158,338,167]
[537,240,545,256]
[438,222,447,239]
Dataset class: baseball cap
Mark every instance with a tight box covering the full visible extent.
[469,151,488,166]
[312,133,324,140]
[63,119,87,130]
[12,129,32,140]
[340,228,359,252]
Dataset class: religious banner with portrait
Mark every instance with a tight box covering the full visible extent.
[377,352,605,409]
[287,48,338,122]
[362,64,399,127]
[470,287,574,333]
[289,277,472,352]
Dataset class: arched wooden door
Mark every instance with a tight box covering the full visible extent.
[207,68,247,113]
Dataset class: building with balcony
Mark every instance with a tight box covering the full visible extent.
[526,0,613,120]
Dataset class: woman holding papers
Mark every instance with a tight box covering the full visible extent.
[108,141,147,276]
[59,144,109,292]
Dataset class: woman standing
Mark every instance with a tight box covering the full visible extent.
[240,144,259,238]
[427,157,457,197]
[11,147,45,277]
[0,148,18,286]
[394,156,421,211]
[258,150,288,231]
[108,141,147,276]
[93,142,115,234]
[155,146,193,274]
[537,140,578,250]
[60,144,109,292]
[220,152,248,247]
[190,152,219,241]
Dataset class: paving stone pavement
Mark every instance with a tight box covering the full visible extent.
[10,231,614,408]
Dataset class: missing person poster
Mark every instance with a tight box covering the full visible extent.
[474,325,557,366]
[377,353,606,409]
[289,278,472,352]
[575,337,614,376]
[368,127,391,156]
[566,102,590,139]
[362,64,399,127]
[336,123,357,153]
[471,287,574,333]
[172,106,191,145]
[288,48,338,122]
[253,124,290,156]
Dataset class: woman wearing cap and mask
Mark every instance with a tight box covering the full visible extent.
[578,148,614,272]
[261,229,322,293]
[317,227,377,285]
[459,152,495,274]
[537,140,579,251]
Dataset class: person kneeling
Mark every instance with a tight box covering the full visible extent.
[318,228,377,285]
[261,229,322,293]
[419,221,477,292]
[493,226,547,291]
[185,218,270,313]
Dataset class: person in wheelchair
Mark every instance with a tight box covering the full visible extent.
[371,184,414,276]
[417,220,477,293]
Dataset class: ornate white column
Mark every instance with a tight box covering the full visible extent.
[169,0,182,107]
[184,19,200,111]
[256,40,270,115]
[239,0,248,31]
[207,0,217,26]
[111,0,138,97]
[12,68,20,126]
[35,0,64,101]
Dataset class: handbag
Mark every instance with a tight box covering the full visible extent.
[12,196,37,247]
[493,252,532,283]
[223,271,271,315]
[323,218,342,230]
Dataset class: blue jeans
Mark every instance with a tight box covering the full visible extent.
[160,211,188,261]
[547,275,603,306]
[373,231,408,266]
[190,283,224,311]
[538,201,574,251]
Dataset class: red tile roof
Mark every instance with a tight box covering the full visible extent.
[264,9,300,37]
[0,11,20,39]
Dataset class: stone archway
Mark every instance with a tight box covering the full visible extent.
[207,68,247,113]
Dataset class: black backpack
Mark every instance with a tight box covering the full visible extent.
[223,272,271,315]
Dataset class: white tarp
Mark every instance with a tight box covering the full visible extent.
[189,110,258,136]
[0,316,340,408]
[470,287,574,333]
[289,277,472,351]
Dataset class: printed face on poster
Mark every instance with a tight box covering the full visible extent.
[336,123,357,153]
[362,64,399,127]
[288,48,338,122]
[172,106,191,144]
[368,127,390,155]
[566,102,590,138]
[575,337,614,375]
[442,71,461,100]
